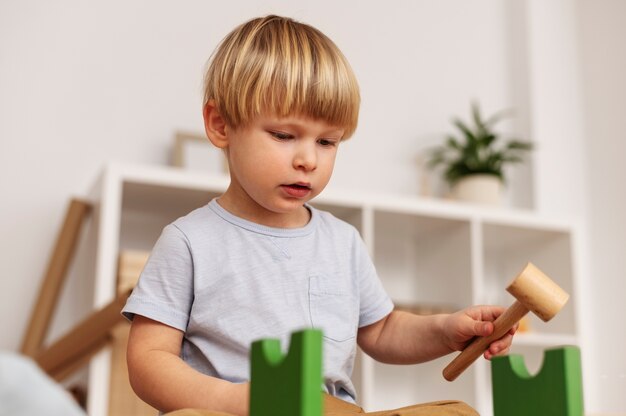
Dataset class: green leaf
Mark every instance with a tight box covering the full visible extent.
[505,140,533,150]
[446,136,462,150]
[453,119,475,142]
[426,102,533,185]
[501,156,523,163]
[471,102,483,129]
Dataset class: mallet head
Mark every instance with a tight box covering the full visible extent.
[507,262,569,322]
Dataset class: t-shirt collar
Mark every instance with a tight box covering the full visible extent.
[207,198,318,237]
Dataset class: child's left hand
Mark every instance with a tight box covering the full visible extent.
[442,305,517,360]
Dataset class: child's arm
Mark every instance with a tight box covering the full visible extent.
[127,315,248,415]
[357,306,516,364]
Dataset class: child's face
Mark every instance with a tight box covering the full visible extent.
[222,114,344,226]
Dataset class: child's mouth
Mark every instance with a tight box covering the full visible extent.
[281,183,312,198]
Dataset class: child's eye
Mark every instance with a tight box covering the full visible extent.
[318,138,338,147]
[269,131,293,141]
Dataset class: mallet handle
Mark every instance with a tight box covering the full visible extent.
[442,300,529,381]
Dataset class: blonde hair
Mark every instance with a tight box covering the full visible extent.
[203,15,360,139]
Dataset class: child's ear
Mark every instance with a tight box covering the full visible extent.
[203,100,228,149]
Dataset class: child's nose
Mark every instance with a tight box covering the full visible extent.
[293,143,317,171]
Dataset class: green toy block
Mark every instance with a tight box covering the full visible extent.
[492,346,584,416]
[249,329,323,416]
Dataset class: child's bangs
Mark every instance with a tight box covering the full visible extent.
[261,58,359,138]
[245,23,360,138]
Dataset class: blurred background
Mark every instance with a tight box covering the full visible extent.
[0,0,624,414]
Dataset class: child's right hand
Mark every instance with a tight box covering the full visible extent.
[442,305,517,359]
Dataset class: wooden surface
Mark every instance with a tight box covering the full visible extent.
[20,199,91,357]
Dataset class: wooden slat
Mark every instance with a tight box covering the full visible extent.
[108,250,157,415]
[50,336,111,382]
[21,199,92,357]
[117,250,150,294]
[35,289,131,379]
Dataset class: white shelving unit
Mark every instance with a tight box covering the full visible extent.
[85,162,583,416]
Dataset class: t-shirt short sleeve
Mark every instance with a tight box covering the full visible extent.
[353,230,394,328]
[122,224,194,332]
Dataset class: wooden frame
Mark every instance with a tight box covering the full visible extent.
[172,131,228,175]
[34,289,131,381]
[20,199,92,357]
[20,198,134,394]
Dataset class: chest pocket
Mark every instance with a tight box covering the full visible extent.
[308,274,358,342]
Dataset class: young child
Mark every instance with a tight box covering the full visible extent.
[123,15,516,416]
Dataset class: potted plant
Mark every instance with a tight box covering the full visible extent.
[427,102,533,205]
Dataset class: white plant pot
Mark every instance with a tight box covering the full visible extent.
[451,174,502,205]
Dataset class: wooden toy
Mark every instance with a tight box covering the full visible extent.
[249,329,323,416]
[491,346,584,416]
[443,262,569,381]
[21,199,91,358]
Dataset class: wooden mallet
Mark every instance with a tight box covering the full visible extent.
[442,262,569,381]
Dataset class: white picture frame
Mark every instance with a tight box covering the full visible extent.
[172,131,228,175]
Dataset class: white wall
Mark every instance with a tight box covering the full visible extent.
[577,0,626,411]
[1,0,624,413]
[0,0,523,345]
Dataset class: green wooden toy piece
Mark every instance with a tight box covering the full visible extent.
[492,346,584,416]
[249,329,323,416]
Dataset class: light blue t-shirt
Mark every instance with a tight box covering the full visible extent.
[123,199,393,403]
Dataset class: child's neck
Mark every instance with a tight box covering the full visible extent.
[217,189,311,229]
